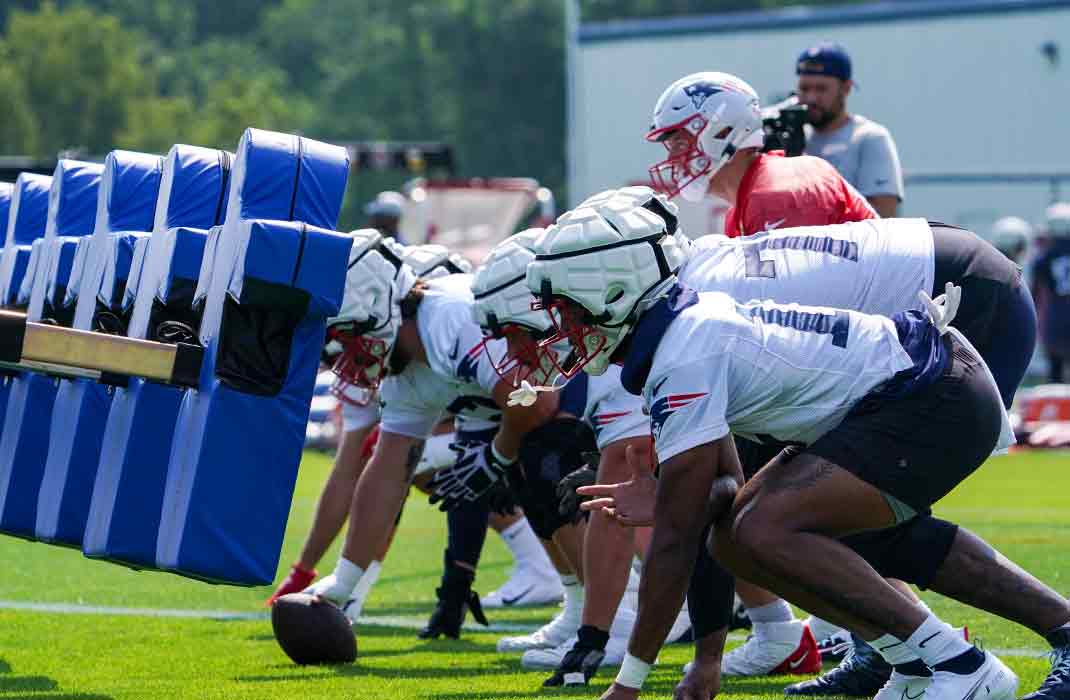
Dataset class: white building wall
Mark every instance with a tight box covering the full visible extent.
[571,2,1070,236]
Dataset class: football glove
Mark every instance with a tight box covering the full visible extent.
[428,440,512,511]
[556,462,599,524]
[265,562,317,607]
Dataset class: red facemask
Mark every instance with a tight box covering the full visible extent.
[646,116,712,199]
[326,326,389,402]
[531,299,608,380]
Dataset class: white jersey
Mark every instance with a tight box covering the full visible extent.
[562,366,649,450]
[640,291,914,463]
[378,273,503,439]
[680,218,935,318]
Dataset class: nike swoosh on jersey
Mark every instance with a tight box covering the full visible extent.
[653,376,670,395]
[903,689,926,700]
[789,656,808,670]
[917,631,941,648]
[448,339,460,361]
[764,218,787,231]
[501,585,536,606]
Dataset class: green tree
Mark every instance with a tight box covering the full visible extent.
[3,3,155,156]
[0,56,39,155]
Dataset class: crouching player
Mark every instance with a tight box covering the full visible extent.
[525,192,1070,700]
[301,232,561,638]
[466,231,688,680]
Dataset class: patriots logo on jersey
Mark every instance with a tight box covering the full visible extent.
[591,410,631,439]
[650,392,709,440]
[456,344,483,383]
[683,82,723,110]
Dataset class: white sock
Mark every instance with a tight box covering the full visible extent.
[334,557,364,594]
[747,600,795,625]
[871,633,922,665]
[906,614,973,667]
[499,519,550,571]
[347,559,381,619]
[561,575,584,625]
[806,616,843,642]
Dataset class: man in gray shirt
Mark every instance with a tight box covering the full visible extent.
[797,42,904,217]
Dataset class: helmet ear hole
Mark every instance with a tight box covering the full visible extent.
[605,285,625,305]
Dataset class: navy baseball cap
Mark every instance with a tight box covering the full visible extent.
[796,42,852,81]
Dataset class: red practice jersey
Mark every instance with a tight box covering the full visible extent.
[724,151,877,238]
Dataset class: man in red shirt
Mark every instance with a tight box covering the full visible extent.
[646,71,875,238]
[642,71,940,694]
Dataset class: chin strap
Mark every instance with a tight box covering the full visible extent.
[918,281,962,335]
[507,378,565,407]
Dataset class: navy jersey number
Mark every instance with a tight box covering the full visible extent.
[743,235,860,279]
[747,305,850,348]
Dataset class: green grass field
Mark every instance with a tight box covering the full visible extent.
[0,449,1066,699]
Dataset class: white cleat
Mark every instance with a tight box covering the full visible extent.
[926,651,1018,700]
[481,565,563,609]
[496,609,579,653]
[522,633,629,670]
[873,670,933,700]
[720,620,820,677]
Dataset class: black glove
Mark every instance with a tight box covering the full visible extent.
[556,460,598,524]
[428,440,510,511]
[482,465,520,516]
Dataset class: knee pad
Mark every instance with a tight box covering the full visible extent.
[842,516,958,590]
[516,418,597,540]
[688,524,736,637]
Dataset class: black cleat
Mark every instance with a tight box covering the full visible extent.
[543,626,610,687]
[1023,628,1070,700]
[418,565,488,640]
[785,634,890,697]
[817,630,854,664]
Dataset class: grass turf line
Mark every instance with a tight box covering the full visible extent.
[0,450,1064,698]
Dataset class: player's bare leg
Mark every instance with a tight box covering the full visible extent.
[482,510,564,609]
[267,425,373,605]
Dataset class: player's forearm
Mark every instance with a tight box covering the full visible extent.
[629,515,701,662]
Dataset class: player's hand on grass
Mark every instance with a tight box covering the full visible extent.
[577,444,656,526]
[600,682,641,700]
[674,654,722,700]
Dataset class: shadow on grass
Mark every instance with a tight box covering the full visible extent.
[0,659,9,673]
[0,675,58,692]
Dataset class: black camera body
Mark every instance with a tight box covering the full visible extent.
[762,95,808,157]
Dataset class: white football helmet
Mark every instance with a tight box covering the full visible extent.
[382,237,472,279]
[1045,202,1070,238]
[990,216,1032,259]
[326,229,417,399]
[647,72,763,201]
[471,228,558,386]
[526,186,690,377]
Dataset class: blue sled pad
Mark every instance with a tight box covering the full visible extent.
[156,219,350,585]
[84,227,208,565]
[36,233,144,547]
[0,237,79,539]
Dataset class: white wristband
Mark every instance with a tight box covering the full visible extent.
[490,440,516,467]
[615,653,652,689]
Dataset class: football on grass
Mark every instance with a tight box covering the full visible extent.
[271,593,357,665]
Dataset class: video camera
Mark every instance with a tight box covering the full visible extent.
[762,94,807,157]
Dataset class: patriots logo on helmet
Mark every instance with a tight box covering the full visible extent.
[456,344,484,383]
[650,391,709,441]
[683,82,723,111]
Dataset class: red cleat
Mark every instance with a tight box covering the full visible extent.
[772,624,823,675]
[266,563,317,607]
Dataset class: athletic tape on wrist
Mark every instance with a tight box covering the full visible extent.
[615,653,652,689]
[490,441,516,467]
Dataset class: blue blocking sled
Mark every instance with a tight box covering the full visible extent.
[40,146,230,550]
[157,219,350,585]
[0,175,49,437]
[82,145,231,565]
[0,162,101,540]
[153,128,350,585]
[83,227,209,565]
